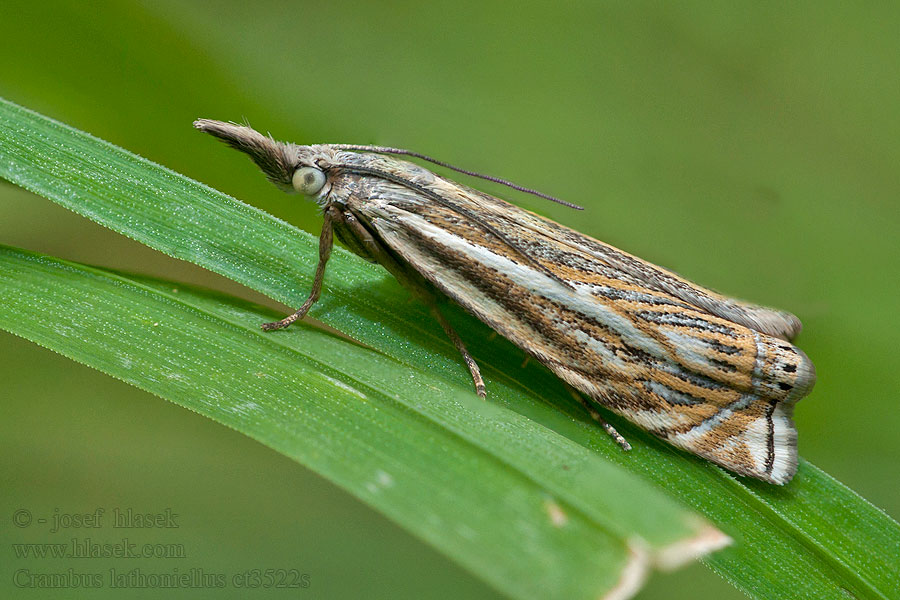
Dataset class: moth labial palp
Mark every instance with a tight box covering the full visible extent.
[194,118,816,485]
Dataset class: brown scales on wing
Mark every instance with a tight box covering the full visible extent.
[194,121,815,483]
[344,165,814,483]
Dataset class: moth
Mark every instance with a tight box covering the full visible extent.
[195,119,816,485]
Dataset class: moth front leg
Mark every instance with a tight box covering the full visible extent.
[261,205,338,331]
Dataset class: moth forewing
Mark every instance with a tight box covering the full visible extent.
[195,119,816,485]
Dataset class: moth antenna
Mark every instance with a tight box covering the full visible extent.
[332,145,583,210]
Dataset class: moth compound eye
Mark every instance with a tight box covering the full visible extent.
[291,167,326,195]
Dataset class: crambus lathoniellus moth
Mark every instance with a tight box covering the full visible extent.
[195,119,816,484]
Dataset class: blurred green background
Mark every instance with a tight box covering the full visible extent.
[1,2,898,598]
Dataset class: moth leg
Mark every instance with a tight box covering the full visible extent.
[339,209,486,398]
[566,385,631,451]
[426,302,486,398]
[261,206,336,331]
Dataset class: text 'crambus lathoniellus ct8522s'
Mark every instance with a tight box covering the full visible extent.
[194,119,816,485]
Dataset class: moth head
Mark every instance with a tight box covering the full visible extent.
[193,119,305,193]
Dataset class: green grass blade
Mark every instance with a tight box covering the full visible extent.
[0,245,726,599]
[1,97,899,599]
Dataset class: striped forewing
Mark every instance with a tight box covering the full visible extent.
[332,159,815,484]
